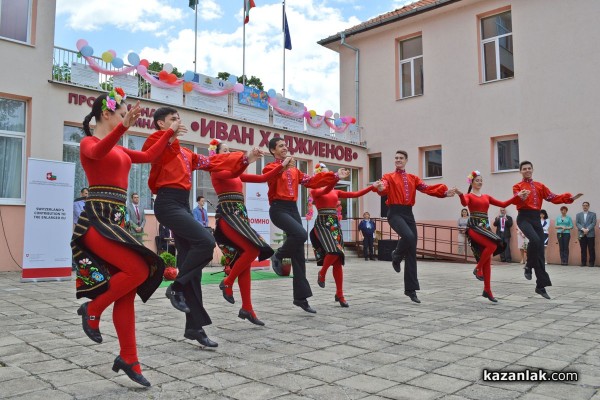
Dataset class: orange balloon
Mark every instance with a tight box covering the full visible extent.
[167,73,177,83]
[183,82,194,92]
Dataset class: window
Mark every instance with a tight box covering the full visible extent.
[62,125,123,200]
[422,147,442,178]
[63,126,88,199]
[481,11,513,82]
[0,97,26,202]
[399,36,423,98]
[194,146,218,212]
[495,137,519,171]
[368,156,382,183]
[126,135,153,211]
[0,0,31,43]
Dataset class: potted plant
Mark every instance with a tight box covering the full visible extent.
[159,251,178,281]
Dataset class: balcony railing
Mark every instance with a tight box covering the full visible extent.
[346,217,475,262]
[52,46,366,146]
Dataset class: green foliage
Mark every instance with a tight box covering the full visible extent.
[272,232,287,245]
[159,251,177,267]
[52,62,71,82]
[217,72,264,90]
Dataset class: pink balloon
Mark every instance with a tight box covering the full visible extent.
[137,65,147,75]
[269,98,278,106]
[76,39,88,50]
[324,110,333,118]
[108,49,117,58]
[233,83,244,93]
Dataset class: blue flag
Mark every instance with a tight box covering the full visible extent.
[283,9,292,50]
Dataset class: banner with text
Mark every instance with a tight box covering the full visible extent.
[245,182,271,269]
[22,159,75,281]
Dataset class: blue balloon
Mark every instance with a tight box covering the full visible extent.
[80,45,93,57]
[127,52,140,66]
[183,70,195,82]
[228,74,238,83]
[267,89,276,98]
[334,118,342,127]
[111,57,124,68]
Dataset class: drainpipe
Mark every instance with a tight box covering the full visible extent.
[340,32,359,127]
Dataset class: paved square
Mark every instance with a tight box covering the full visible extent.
[1,259,599,399]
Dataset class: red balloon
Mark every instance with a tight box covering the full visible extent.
[139,59,149,67]
[158,70,168,80]
[167,73,178,83]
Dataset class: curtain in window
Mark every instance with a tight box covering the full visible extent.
[0,136,22,198]
[0,0,29,42]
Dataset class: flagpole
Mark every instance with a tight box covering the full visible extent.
[282,0,286,97]
[194,0,198,73]
[243,0,247,86]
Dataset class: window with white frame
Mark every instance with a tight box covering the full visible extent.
[422,147,442,178]
[0,0,31,43]
[194,146,218,213]
[481,11,514,82]
[399,36,423,98]
[0,97,25,202]
[495,137,519,171]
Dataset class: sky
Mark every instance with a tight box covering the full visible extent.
[54,0,416,114]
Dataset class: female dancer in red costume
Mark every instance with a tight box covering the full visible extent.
[455,170,528,302]
[309,163,375,307]
[210,141,290,326]
[72,89,180,386]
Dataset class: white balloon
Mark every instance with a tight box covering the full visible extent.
[163,63,173,73]
[334,113,340,119]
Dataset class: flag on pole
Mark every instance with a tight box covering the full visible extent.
[244,0,256,24]
[283,8,292,50]
[188,0,197,10]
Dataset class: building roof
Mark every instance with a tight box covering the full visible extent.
[318,0,461,46]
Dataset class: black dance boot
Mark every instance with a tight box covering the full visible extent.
[77,302,102,343]
[112,356,151,387]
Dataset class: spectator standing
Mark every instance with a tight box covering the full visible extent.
[457,209,469,255]
[73,187,89,229]
[192,196,209,227]
[576,202,596,267]
[127,193,146,241]
[555,206,573,265]
[358,212,376,261]
[493,207,513,262]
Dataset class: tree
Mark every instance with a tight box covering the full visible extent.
[217,72,264,90]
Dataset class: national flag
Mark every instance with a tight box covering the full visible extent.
[188,0,197,10]
[244,0,256,24]
[283,8,292,50]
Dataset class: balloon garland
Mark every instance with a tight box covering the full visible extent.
[75,39,356,132]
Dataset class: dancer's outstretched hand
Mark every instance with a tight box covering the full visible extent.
[338,168,351,179]
[454,187,463,196]
[517,189,529,200]
[282,156,292,167]
[246,147,264,164]
[572,193,583,201]
[374,180,385,192]
[123,101,141,128]
[446,188,457,197]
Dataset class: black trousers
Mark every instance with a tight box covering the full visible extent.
[387,205,419,292]
[579,236,596,266]
[499,236,512,262]
[363,235,374,259]
[557,233,571,264]
[154,188,212,330]
[269,200,312,301]
[517,210,551,288]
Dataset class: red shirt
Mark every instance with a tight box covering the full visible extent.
[80,123,172,189]
[378,169,448,206]
[311,184,374,209]
[262,159,339,204]
[512,179,573,211]
[459,193,517,214]
[211,164,283,194]
[142,130,247,194]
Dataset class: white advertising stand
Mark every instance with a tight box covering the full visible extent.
[245,182,271,270]
[22,158,75,282]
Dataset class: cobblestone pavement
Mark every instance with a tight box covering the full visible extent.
[0,259,599,399]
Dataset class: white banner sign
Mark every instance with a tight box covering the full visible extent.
[70,62,99,88]
[185,74,229,115]
[272,97,305,133]
[245,183,271,245]
[22,159,75,281]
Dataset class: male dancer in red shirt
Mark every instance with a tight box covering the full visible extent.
[512,161,582,299]
[375,150,456,303]
[143,107,262,347]
[263,137,345,313]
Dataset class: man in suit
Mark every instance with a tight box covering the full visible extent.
[576,201,596,267]
[192,196,209,228]
[493,208,513,262]
[358,212,376,261]
[127,192,146,241]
